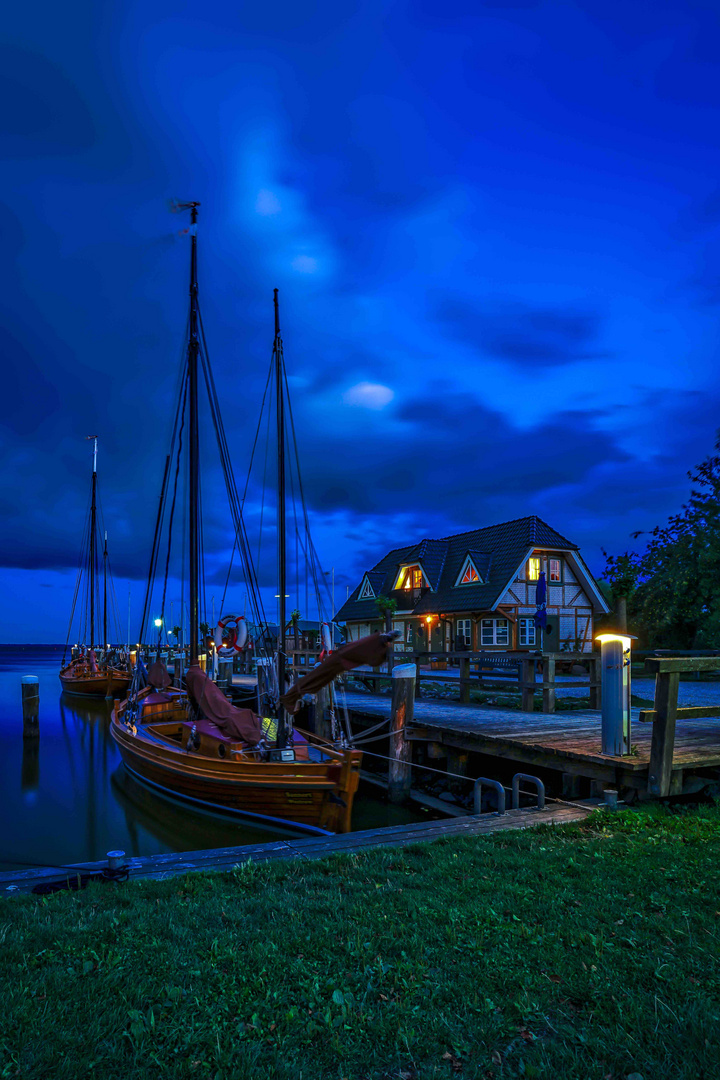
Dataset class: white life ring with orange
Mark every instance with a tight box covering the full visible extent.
[320,622,332,651]
[215,615,248,656]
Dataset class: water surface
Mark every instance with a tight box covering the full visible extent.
[0,646,427,872]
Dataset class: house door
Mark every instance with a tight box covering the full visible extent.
[393,621,404,651]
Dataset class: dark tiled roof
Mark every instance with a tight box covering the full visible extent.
[335,515,580,622]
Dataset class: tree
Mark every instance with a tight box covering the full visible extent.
[169,625,182,641]
[288,609,302,652]
[374,594,397,633]
[601,550,641,632]
[605,436,720,648]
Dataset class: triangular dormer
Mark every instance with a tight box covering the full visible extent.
[393,563,429,591]
[358,575,375,600]
[455,553,483,586]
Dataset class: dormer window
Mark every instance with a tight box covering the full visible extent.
[455,554,482,586]
[358,576,375,600]
[397,565,424,590]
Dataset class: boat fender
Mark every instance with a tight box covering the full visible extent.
[320,622,332,652]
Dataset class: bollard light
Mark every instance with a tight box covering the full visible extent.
[595,633,637,756]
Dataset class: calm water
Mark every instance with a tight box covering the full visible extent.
[0,646,428,873]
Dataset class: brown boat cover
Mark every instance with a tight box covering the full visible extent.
[185,664,262,744]
[280,631,397,715]
[147,661,172,689]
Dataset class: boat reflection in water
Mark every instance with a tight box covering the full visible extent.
[110,766,304,854]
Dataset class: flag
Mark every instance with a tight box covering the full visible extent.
[534,570,547,630]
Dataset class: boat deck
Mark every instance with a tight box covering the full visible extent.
[0,802,591,894]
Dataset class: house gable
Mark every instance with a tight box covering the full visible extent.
[358,575,376,600]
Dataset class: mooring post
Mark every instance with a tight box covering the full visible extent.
[388,663,416,804]
[21,675,39,738]
[315,684,334,743]
[217,658,233,690]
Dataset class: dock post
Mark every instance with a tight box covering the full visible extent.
[217,658,233,691]
[588,653,601,709]
[447,748,469,777]
[541,655,556,713]
[21,676,39,738]
[388,663,416,804]
[315,684,334,742]
[521,658,536,712]
[648,670,679,797]
[459,656,470,703]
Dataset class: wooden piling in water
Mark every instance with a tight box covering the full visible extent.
[21,675,39,738]
[388,663,416,804]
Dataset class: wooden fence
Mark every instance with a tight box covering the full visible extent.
[344,651,601,714]
[640,656,720,796]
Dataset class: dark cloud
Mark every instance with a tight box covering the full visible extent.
[435,299,609,365]
[1,47,97,157]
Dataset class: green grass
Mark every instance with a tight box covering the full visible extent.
[2,806,719,1079]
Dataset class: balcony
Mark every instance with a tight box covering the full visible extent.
[390,586,428,609]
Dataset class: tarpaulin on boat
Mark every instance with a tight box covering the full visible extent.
[186,665,262,744]
[147,661,172,689]
[280,631,397,715]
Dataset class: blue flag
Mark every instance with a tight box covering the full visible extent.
[534,570,547,630]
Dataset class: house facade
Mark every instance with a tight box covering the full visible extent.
[334,515,609,653]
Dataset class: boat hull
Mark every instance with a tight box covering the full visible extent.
[59,668,132,698]
[110,705,361,834]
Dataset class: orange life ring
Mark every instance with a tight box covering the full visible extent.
[215,614,247,656]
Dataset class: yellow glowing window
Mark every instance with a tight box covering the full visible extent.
[461,563,479,583]
[400,566,423,590]
[528,557,541,580]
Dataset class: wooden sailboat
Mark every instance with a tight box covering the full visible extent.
[60,438,132,698]
[110,202,362,834]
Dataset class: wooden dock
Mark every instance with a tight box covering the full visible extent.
[342,691,720,796]
[0,803,591,895]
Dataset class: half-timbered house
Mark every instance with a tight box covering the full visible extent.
[334,515,609,653]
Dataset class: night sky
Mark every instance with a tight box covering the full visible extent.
[4,0,720,642]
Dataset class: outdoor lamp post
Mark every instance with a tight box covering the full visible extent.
[595,633,637,756]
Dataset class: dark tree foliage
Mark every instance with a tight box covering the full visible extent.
[606,438,720,648]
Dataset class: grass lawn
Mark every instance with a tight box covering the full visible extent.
[1,805,718,1080]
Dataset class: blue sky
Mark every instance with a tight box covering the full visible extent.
[3,0,720,641]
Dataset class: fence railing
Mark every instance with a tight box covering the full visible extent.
[344,650,601,714]
[640,656,720,796]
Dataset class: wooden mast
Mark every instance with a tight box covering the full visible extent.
[274,288,289,746]
[103,531,108,656]
[187,202,201,665]
[87,436,98,650]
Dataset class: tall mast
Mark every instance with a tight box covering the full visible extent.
[103,531,108,655]
[186,202,201,665]
[87,436,98,649]
[274,289,288,744]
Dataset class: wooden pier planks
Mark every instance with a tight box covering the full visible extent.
[0,804,591,895]
[342,691,720,780]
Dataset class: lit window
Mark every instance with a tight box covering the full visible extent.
[519,618,536,646]
[549,558,561,582]
[528,557,541,580]
[399,565,424,590]
[461,562,479,584]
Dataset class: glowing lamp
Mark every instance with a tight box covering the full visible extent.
[154,618,162,628]
[426,616,432,623]
[594,633,637,757]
